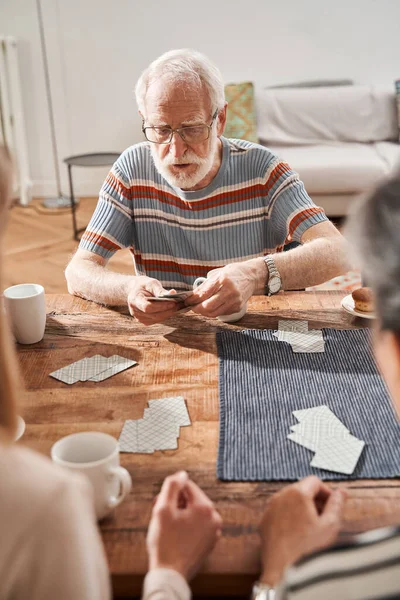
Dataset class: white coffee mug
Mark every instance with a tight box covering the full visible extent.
[193,276,247,323]
[3,283,46,344]
[51,431,132,520]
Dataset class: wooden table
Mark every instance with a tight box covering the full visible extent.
[17,291,400,597]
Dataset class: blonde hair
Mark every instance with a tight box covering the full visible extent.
[135,48,225,116]
[0,147,20,440]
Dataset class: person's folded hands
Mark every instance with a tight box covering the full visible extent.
[259,476,347,587]
[146,471,222,581]
[185,260,260,318]
[127,276,183,325]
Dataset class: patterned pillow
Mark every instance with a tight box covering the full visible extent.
[224,81,259,143]
[395,80,400,143]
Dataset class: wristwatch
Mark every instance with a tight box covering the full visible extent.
[251,581,275,600]
[263,255,282,296]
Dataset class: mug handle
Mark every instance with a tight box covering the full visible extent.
[193,276,207,289]
[106,466,132,510]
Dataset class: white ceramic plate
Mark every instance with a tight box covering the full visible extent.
[341,294,376,320]
[15,416,26,441]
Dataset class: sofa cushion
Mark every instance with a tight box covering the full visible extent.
[224,81,259,143]
[375,141,400,171]
[268,142,398,194]
[256,85,398,145]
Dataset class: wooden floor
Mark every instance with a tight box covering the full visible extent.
[3,198,134,292]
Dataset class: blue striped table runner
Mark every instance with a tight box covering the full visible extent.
[216,328,400,481]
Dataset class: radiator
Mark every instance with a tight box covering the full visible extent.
[0,36,32,205]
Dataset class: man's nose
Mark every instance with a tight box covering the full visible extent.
[168,131,187,158]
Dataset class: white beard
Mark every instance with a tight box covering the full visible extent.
[150,132,218,190]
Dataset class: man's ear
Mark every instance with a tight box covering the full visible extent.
[216,102,228,137]
[139,110,145,123]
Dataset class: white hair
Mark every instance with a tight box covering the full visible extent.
[135,48,225,116]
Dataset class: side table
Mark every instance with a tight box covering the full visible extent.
[64,152,121,241]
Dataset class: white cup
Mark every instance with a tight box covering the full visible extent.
[51,432,132,520]
[193,276,247,323]
[3,283,46,344]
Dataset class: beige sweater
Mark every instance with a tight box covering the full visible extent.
[0,444,191,600]
[0,444,110,599]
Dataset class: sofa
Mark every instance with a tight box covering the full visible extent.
[255,85,400,216]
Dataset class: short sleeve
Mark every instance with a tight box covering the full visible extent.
[79,163,134,260]
[266,160,328,247]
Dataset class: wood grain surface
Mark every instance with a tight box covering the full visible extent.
[17,291,400,597]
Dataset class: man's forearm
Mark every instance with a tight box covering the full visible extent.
[252,236,350,294]
[275,236,350,290]
[65,259,134,306]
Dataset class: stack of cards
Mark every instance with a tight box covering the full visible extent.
[49,355,137,384]
[119,396,191,453]
[288,405,365,474]
[148,291,193,302]
[273,320,325,353]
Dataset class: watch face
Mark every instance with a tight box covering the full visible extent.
[269,275,281,294]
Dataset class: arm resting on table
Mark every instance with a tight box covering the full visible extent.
[65,248,135,306]
[252,221,352,293]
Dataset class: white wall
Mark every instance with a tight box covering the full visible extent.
[1,0,400,198]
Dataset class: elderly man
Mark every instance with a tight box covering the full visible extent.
[66,49,349,325]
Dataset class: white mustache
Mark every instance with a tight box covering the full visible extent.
[162,153,205,167]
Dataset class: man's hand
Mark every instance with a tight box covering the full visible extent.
[127,276,183,325]
[259,476,346,586]
[146,471,223,581]
[185,259,266,318]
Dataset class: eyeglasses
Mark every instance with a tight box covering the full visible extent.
[142,109,219,145]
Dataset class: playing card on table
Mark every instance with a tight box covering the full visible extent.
[118,420,153,454]
[287,431,318,452]
[50,355,107,384]
[287,405,365,475]
[290,330,325,353]
[310,434,365,475]
[275,329,324,353]
[278,320,308,333]
[50,354,136,384]
[137,415,178,451]
[143,408,180,436]
[147,396,191,427]
[119,415,179,453]
[118,396,191,454]
[88,356,137,382]
[290,407,349,444]
[293,405,349,431]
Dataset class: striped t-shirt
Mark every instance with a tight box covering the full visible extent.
[277,526,400,600]
[80,137,327,290]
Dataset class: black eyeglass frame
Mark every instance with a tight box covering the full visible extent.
[142,108,219,144]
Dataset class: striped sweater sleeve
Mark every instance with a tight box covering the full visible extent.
[265,159,327,246]
[276,526,400,600]
[79,163,134,260]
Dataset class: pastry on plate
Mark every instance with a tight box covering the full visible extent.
[351,287,375,313]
